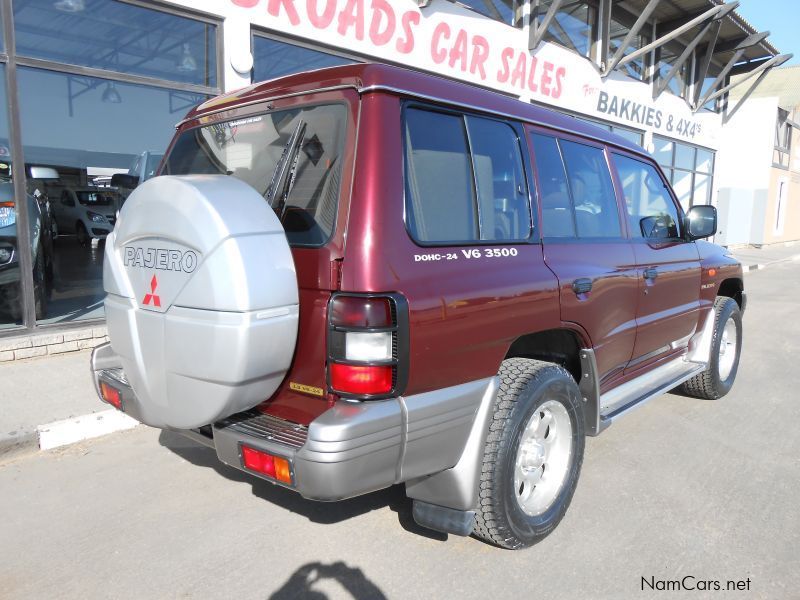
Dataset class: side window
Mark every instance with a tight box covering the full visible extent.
[612,154,681,239]
[404,107,531,243]
[559,140,621,238]
[61,190,73,207]
[465,117,531,241]
[405,108,478,242]
[531,134,575,237]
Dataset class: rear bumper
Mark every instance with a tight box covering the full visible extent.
[91,342,496,502]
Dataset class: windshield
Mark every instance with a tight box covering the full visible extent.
[76,191,113,206]
[163,104,347,246]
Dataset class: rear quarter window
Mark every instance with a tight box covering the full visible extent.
[404,106,531,245]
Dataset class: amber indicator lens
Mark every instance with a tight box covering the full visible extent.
[331,296,392,328]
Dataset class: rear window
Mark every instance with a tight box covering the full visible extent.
[163,104,347,246]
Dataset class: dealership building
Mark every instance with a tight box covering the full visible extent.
[0,0,792,346]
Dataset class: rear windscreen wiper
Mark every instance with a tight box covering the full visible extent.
[264,120,306,218]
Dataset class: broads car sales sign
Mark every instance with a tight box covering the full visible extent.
[224,0,720,147]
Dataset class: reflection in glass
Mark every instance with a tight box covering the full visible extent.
[253,37,356,83]
[609,16,648,81]
[652,136,674,167]
[671,169,693,211]
[674,143,695,171]
[17,66,206,324]
[538,1,595,57]
[693,174,711,207]
[696,149,713,174]
[656,47,685,98]
[457,0,520,26]
[14,0,217,87]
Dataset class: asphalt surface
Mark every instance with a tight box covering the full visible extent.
[1,260,799,600]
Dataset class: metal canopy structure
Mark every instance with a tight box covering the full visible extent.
[525,0,789,114]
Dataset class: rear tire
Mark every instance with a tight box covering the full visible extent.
[76,222,88,247]
[680,296,742,400]
[473,358,585,549]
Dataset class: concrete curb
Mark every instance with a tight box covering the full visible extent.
[1,410,140,461]
[742,253,800,273]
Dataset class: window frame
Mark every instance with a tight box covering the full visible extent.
[609,149,688,243]
[528,125,628,243]
[401,101,537,248]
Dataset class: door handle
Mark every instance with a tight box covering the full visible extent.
[643,267,658,281]
[572,278,593,294]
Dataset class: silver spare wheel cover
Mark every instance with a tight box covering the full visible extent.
[103,175,299,429]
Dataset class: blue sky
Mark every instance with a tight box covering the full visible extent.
[736,0,799,64]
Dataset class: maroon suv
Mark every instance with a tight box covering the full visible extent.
[91,64,744,549]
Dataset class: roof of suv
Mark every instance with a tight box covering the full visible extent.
[185,63,644,156]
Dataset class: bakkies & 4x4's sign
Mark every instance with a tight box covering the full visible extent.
[216,0,716,145]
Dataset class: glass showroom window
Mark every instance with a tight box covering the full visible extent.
[0,64,24,330]
[13,0,217,87]
[652,136,714,210]
[608,12,649,81]
[8,0,219,328]
[252,35,358,83]
[16,68,206,325]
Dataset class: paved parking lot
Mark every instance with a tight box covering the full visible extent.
[1,260,798,599]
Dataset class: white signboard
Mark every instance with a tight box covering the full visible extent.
[168,0,721,148]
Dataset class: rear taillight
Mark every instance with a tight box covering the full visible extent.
[99,381,122,410]
[241,445,293,485]
[327,294,409,399]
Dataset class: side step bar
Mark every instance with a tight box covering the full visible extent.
[581,350,706,436]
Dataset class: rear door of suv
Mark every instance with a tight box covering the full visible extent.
[528,127,638,385]
[609,151,701,372]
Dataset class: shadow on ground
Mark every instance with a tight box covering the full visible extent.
[158,430,447,542]
[268,561,388,600]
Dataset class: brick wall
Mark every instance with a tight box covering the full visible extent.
[0,327,108,362]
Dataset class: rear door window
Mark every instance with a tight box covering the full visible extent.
[558,140,621,238]
[164,103,347,246]
[404,107,531,244]
[612,154,682,239]
[531,133,622,239]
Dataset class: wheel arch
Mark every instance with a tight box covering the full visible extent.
[504,328,588,384]
[718,277,744,309]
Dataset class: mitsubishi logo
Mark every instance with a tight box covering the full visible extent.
[142,275,161,307]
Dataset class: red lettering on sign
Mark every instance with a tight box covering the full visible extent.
[527,56,538,92]
[552,66,565,98]
[449,29,468,71]
[396,11,419,54]
[267,0,301,25]
[338,0,366,40]
[540,61,554,96]
[369,0,395,46]
[307,0,336,28]
[510,52,526,89]
[231,0,260,6]
[431,22,450,64]
[470,35,489,80]
[497,47,514,83]
[142,275,161,308]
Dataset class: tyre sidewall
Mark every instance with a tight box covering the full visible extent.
[500,368,585,542]
[708,299,742,396]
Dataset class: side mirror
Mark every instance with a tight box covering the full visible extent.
[111,173,140,189]
[685,205,717,240]
[28,166,59,180]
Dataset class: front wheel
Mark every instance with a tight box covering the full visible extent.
[473,358,585,549]
[680,296,742,400]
